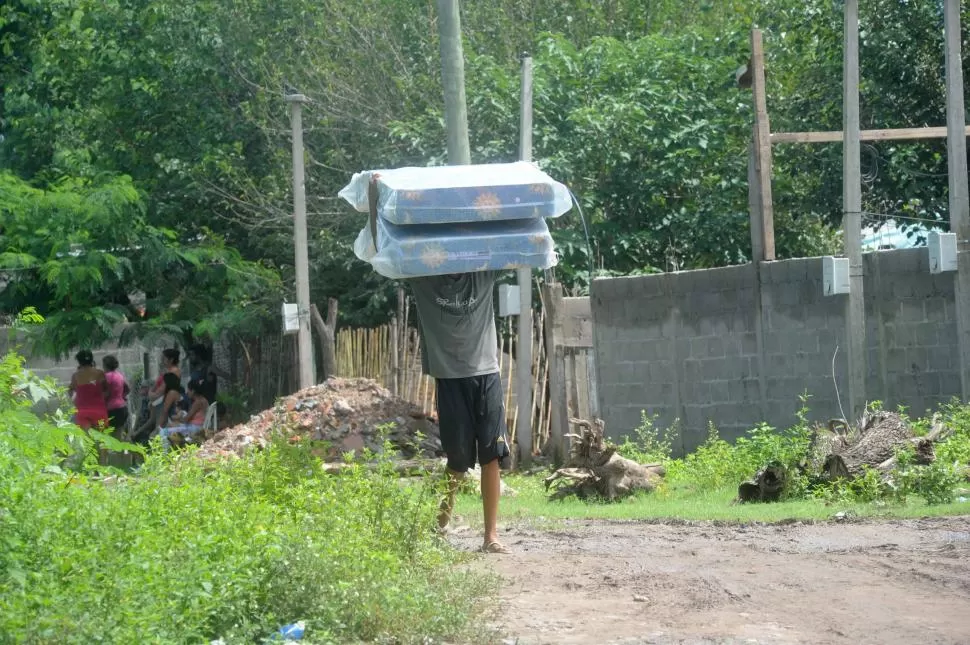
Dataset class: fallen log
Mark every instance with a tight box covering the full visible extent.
[737,463,788,503]
[544,417,665,501]
[820,411,953,481]
[821,410,917,480]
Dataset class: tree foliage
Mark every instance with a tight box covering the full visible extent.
[0,172,280,357]
[1,0,966,336]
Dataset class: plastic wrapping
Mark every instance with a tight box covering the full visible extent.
[353,216,558,279]
[338,161,572,225]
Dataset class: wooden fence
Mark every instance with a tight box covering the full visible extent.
[334,283,596,461]
[336,311,562,457]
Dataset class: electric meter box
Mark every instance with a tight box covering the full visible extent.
[823,256,850,296]
[928,231,957,274]
[282,302,299,335]
[497,284,521,317]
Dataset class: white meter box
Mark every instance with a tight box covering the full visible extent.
[823,256,850,296]
[497,284,521,317]
[928,231,957,274]
[282,302,299,335]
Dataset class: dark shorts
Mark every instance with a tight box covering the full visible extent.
[107,407,129,433]
[436,372,511,473]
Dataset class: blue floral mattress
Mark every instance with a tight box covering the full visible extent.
[353,215,558,279]
[338,161,573,225]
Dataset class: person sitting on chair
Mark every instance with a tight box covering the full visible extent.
[158,378,209,451]
[134,348,181,438]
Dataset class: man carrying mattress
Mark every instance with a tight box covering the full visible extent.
[341,164,571,555]
[409,270,511,555]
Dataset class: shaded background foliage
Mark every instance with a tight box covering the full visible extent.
[1,0,967,348]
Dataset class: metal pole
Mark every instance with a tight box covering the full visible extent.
[435,0,471,165]
[286,93,314,390]
[944,0,970,399]
[843,0,866,420]
[517,55,534,468]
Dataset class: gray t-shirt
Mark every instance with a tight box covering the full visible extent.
[408,271,500,379]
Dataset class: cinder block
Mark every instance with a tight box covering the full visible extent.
[898,300,926,323]
[907,347,929,372]
[925,298,947,324]
[740,333,758,356]
[709,380,730,403]
[707,336,725,358]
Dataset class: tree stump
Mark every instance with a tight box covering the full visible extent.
[544,417,665,501]
[737,463,788,503]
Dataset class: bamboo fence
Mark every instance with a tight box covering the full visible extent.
[335,309,560,456]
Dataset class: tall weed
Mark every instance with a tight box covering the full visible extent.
[0,352,491,644]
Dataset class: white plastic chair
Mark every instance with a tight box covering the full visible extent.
[202,403,218,434]
[126,396,139,439]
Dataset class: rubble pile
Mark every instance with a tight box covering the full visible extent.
[197,377,442,461]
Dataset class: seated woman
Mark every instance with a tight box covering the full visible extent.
[134,348,181,439]
[69,349,109,430]
[158,378,209,451]
[132,372,182,445]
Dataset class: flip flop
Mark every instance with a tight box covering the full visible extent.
[481,541,510,554]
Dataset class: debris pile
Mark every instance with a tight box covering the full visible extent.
[197,377,442,461]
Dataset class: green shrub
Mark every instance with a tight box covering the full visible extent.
[812,466,889,504]
[615,412,675,464]
[937,399,970,467]
[664,403,813,498]
[0,352,490,644]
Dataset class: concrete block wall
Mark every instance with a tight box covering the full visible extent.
[759,258,848,427]
[591,248,963,456]
[592,264,762,455]
[865,249,960,417]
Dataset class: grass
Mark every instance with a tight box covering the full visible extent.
[455,475,970,528]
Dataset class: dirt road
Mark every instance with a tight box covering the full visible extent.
[451,516,970,645]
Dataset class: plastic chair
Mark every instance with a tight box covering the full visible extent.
[202,403,218,434]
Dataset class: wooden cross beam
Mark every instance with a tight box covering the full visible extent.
[771,125,970,144]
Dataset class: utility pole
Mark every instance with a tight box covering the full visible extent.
[286,93,314,390]
[843,0,866,421]
[944,0,970,399]
[436,0,471,165]
[517,55,534,468]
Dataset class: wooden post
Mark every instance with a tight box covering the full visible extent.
[516,55,535,468]
[747,141,765,262]
[944,0,970,400]
[541,280,568,465]
[435,0,471,165]
[390,316,399,395]
[843,0,866,421]
[750,29,776,261]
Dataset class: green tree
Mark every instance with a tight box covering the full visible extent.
[0,172,280,358]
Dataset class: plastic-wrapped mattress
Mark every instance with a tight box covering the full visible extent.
[338,161,572,225]
[353,216,557,280]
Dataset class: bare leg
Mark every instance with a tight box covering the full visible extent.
[481,458,504,549]
[438,468,464,531]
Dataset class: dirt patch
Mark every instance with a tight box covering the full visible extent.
[197,377,442,461]
[448,516,970,644]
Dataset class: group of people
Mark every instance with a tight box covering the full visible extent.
[69,344,218,451]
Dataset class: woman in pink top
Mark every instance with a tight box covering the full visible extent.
[69,350,109,430]
[101,355,130,435]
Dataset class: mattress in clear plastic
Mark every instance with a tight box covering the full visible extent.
[338,161,572,225]
[353,216,558,280]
